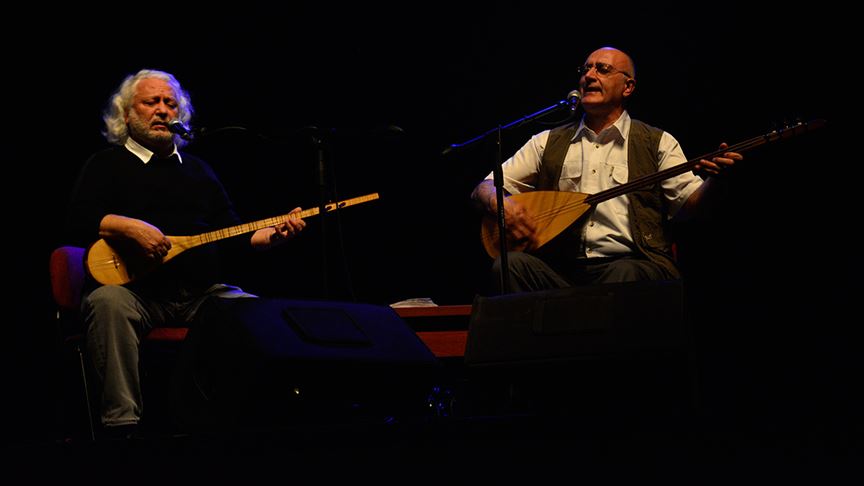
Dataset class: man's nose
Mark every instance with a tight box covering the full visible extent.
[154,102,172,116]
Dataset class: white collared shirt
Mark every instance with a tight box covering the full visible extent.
[125,136,183,164]
[486,111,702,257]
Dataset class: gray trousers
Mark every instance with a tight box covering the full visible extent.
[82,284,255,427]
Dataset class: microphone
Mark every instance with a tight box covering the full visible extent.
[566,89,582,110]
[168,119,194,141]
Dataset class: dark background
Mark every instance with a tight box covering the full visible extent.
[6,2,855,447]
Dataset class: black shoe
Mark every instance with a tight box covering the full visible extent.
[101,423,141,441]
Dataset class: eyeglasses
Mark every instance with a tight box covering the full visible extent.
[576,62,632,79]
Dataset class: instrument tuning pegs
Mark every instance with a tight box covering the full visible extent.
[768,120,781,135]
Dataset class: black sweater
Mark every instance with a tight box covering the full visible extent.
[66,146,244,296]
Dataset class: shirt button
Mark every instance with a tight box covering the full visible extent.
[592,169,596,174]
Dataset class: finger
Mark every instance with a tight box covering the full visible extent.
[699,159,719,170]
[698,160,721,174]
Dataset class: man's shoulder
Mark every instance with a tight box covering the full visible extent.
[82,145,137,170]
[629,118,665,136]
[88,144,130,159]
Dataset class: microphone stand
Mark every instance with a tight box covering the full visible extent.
[492,125,509,293]
[444,94,579,294]
[313,132,330,298]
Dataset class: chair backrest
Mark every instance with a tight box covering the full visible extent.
[49,246,86,312]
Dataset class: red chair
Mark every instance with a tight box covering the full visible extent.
[49,246,94,440]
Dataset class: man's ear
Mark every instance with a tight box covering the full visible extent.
[623,78,636,98]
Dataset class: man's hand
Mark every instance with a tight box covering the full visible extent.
[100,214,170,260]
[695,142,743,177]
[498,197,538,251]
[271,207,306,242]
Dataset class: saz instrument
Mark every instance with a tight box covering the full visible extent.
[481,120,826,258]
[86,193,380,285]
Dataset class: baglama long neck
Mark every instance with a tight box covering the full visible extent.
[584,120,823,206]
[185,193,379,249]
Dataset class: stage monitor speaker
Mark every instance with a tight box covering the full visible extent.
[464,279,687,367]
[173,297,441,430]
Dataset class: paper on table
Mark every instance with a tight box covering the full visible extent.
[389,297,438,308]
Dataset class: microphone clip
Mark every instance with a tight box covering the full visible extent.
[168,119,194,141]
[566,90,582,111]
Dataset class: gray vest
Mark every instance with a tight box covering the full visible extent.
[536,119,679,279]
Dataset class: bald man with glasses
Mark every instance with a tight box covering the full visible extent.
[472,46,742,293]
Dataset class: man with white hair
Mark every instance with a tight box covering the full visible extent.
[66,69,307,438]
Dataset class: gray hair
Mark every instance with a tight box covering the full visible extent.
[102,69,194,147]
